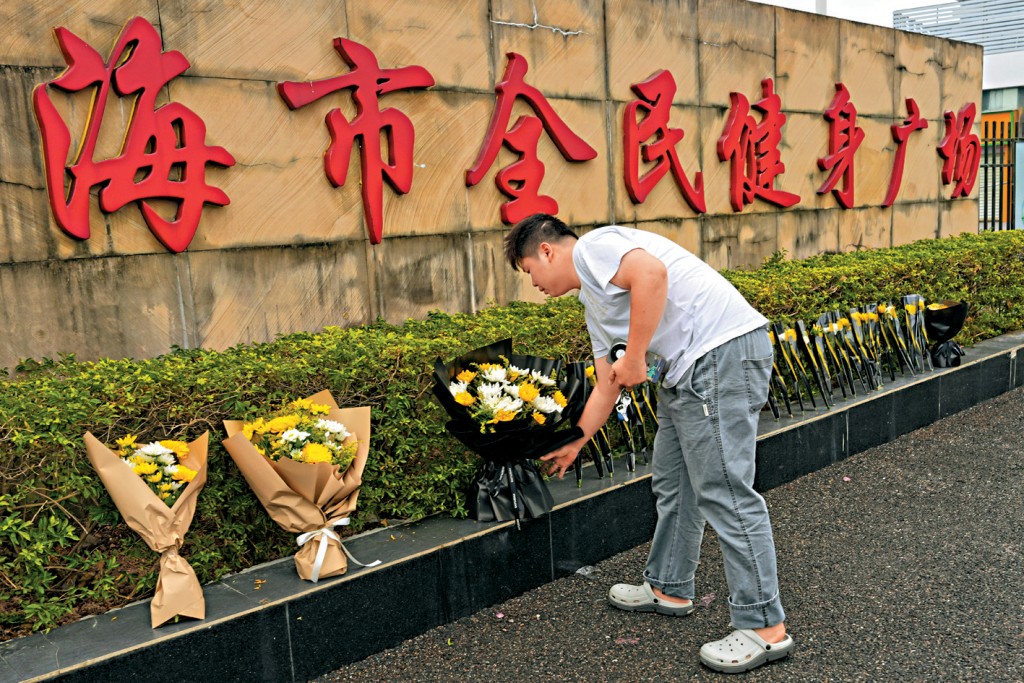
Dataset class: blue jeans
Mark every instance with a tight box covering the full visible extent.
[642,328,785,629]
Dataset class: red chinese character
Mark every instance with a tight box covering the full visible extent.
[717,78,800,212]
[882,98,929,208]
[279,39,435,245]
[466,53,598,224]
[817,83,865,209]
[623,70,705,213]
[31,17,235,253]
[937,102,981,199]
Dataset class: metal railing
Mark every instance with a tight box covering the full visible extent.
[980,118,1022,231]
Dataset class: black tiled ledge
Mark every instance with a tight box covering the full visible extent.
[4,331,1023,683]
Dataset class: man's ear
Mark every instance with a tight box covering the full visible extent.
[537,241,554,261]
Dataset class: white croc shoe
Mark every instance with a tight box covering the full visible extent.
[607,582,695,616]
[699,629,794,673]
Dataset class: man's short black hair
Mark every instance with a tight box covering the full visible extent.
[503,213,578,271]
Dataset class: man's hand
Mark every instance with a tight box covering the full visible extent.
[540,442,582,479]
[609,352,648,389]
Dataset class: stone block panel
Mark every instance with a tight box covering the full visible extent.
[0,65,54,189]
[606,0,699,104]
[369,232,472,323]
[940,40,982,116]
[777,208,840,260]
[0,252,194,367]
[701,211,779,271]
[465,96,610,231]
[698,0,775,109]
[188,240,372,352]
[894,31,943,124]
[0,1,161,68]
[491,0,605,100]
[634,218,702,257]
[346,0,492,91]
[613,102,705,222]
[938,198,979,237]
[159,0,347,82]
[779,111,832,214]
[168,76,364,250]
[837,205,892,252]
[775,8,840,113]
[892,201,939,245]
[838,21,895,118]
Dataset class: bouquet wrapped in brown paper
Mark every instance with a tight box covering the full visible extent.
[83,431,209,628]
[222,390,377,582]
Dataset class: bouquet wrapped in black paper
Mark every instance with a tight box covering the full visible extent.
[433,339,585,522]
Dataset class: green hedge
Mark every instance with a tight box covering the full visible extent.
[2,230,1023,639]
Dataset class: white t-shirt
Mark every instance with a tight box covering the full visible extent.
[573,226,768,388]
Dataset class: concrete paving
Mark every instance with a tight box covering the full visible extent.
[315,386,1024,682]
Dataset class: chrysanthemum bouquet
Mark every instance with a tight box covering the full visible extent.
[433,339,584,522]
[223,391,375,583]
[114,436,198,506]
[241,397,359,470]
[84,431,209,627]
[446,359,569,433]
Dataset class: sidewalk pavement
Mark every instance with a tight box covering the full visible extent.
[315,387,1024,682]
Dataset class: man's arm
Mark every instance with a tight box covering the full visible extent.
[607,248,668,388]
[540,354,619,478]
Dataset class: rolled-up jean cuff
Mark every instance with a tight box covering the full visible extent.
[728,590,786,629]
[642,572,695,600]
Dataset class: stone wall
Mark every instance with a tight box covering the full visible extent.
[0,0,982,368]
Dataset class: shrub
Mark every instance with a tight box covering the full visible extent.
[1,230,1022,639]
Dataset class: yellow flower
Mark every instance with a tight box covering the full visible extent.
[243,418,265,439]
[477,363,500,372]
[552,391,568,408]
[585,366,595,379]
[308,402,330,415]
[159,440,189,459]
[532,412,546,425]
[456,369,477,383]
[301,442,333,464]
[768,331,776,344]
[159,492,170,500]
[146,471,163,483]
[454,391,475,406]
[490,409,518,423]
[133,461,158,476]
[158,483,176,492]
[518,383,540,402]
[265,414,301,433]
[172,465,197,482]
[116,434,138,449]
[878,304,888,314]
[784,329,797,343]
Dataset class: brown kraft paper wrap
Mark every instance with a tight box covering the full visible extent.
[83,431,209,628]
[222,390,373,582]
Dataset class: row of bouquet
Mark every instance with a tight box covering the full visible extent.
[85,339,592,630]
[84,391,373,628]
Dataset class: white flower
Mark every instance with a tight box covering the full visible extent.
[448,380,469,397]
[479,365,507,383]
[483,395,523,415]
[138,442,173,458]
[532,395,563,414]
[155,453,177,466]
[507,364,530,378]
[530,370,556,387]
[280,429,310,443]
[316,419,351,440]
[477,382,505,403]
[162,464,179,477]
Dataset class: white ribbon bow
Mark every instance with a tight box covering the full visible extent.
[296,518,381,583]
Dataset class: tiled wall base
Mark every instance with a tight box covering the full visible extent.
[5,332,1022,683]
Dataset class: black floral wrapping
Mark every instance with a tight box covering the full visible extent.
[432,339,585,522]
